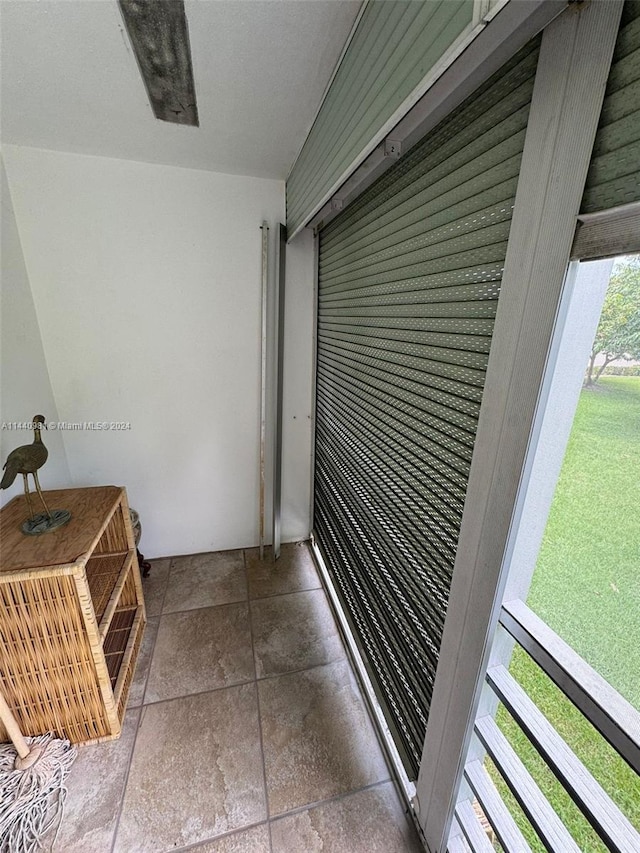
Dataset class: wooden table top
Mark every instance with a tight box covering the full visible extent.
[0,486,124,572]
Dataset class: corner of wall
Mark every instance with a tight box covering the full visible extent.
[1,152,72,506]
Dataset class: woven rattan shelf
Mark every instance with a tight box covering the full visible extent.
[0,486,146,744]
[104,606,138,685]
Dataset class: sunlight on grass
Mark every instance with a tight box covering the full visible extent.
[530,376,640,707]
[490,376,640,849]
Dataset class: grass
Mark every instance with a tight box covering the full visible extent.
[530,376,640,705]
[489,376,640,851]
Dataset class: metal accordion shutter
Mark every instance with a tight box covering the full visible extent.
[314,34,541,779]
[581,0,640,214]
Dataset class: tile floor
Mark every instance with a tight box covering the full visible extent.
[50,543,423,853]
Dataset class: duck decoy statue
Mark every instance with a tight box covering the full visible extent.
[1,415,71,535]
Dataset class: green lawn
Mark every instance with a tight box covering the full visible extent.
[490,376,640,851]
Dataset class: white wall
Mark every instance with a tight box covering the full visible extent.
[3,145,298,557]
[1,155,71,505]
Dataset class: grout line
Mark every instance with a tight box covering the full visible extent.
[140,678,257,709]
[159,597,249,619]
[142,556,173,620]
[168,819,270,852]
[256,653,348,683]
[249,583,325,605]
[136,616,160,710]
[134,554,172,705]
[146,542,312,569]
[269,778,394,825]
[106,556,173,852]
[108,557,170,851]
[108,704,143,853]
[248,577,322,601]
[244,549,274,853]
[168,780,409,853]
[148,547,247,563]
[158,560,172,612]
[135,653,350,711]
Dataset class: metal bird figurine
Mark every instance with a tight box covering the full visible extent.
[1,415,71,535]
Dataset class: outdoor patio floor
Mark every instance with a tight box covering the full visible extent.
[50,542,422,852]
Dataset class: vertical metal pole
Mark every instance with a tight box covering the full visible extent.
[271,224,287,560]
[309,229,320,537]
[259,222,269,560]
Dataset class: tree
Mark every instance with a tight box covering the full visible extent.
[585,255,640,387]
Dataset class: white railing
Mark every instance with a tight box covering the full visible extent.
[451,600,640,852]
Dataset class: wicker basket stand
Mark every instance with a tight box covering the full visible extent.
[0,486,146,744]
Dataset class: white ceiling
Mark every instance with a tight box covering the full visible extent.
[0,0,361,180]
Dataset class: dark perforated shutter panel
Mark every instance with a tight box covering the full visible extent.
[314,36,541,779]
[581,0,640,214]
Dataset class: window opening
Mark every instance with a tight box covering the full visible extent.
[483,254,640,849]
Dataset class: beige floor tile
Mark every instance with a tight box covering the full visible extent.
[259,660,389,816]
[51,708,140,853]
[114,684,266,853]
[246,542,320,599]
[142,558,171,617]
[184,823,270,852]
[163,550,246,613]
[128,616,159,707]
[270,782,422,853]
[251,589,344,678]
[145,604,254,703]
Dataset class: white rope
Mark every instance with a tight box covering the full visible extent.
[0,734,77,853]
